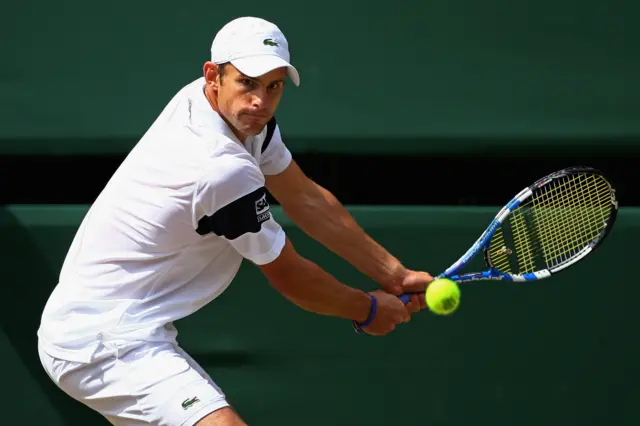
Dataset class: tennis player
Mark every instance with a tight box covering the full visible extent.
[36,16,433,426]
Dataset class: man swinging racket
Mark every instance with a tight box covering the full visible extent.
[37,16,433,426]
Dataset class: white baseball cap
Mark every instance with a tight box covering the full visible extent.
[211,17,300,86]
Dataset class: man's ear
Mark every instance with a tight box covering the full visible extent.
[203,62,220,89]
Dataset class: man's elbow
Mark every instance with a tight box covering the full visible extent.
[280,191,317,218]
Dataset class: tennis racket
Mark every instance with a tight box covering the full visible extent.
[398,166,618,304]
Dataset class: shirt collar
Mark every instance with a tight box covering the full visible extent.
[189,77,243,145]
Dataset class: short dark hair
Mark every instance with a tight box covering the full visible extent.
[217,62,228,83]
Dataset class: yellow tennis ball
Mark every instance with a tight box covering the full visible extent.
[425,278,461,315]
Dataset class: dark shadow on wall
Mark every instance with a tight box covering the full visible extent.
[0,207,109,425]
[1,148,639,206]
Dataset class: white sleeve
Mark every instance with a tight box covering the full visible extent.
[192,155,286,265]
[259,119,292,176]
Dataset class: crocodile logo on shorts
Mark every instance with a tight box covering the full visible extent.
[182,396,200,410]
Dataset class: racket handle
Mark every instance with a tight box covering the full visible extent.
[398,293,413,304]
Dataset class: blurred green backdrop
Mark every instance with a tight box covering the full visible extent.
[2,0,639,154]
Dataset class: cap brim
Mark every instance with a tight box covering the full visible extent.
[231,55,300,86]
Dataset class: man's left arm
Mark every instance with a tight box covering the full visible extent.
[265,160,432,296]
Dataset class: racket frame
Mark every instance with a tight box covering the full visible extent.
[439,166,618,284]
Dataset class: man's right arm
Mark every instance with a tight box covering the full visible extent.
[259,237,371,322]
[258,238,412,335]
[193,154,410,335]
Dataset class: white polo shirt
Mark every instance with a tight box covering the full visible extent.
[37,77,292,363]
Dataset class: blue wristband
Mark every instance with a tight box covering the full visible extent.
[352,293,377,333]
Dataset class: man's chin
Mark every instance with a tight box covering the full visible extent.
[240,122,268,136]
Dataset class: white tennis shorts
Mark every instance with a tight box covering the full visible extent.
[38,339,230,426]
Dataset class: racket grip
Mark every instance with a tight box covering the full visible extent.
[398,293,412,304]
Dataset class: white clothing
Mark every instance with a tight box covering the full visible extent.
[38,339,229,426]
[37,76,292,424]
[38,77,291,364]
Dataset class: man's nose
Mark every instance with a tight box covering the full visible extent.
[250,88,267,109]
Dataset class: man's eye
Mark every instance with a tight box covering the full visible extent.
[240,79,252,86]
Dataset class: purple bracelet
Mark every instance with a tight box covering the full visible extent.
[352,293,377,333]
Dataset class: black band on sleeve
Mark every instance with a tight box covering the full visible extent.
[261,117,277,154]
[195,187,272,239]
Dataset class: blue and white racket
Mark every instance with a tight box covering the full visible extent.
[398,166,618,304]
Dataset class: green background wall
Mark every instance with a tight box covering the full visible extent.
[1,205,637,425]
[2,0,639,154]
[2,0,638,423]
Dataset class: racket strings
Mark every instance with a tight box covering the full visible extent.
[504,173,613,272]
[508,211,537,273]
[531,174,611,267]
[487,227,513,273]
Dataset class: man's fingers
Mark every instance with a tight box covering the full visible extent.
[402,271,435,293]
[406,295,421,314]
[411,294,421,311]
[418,292,427,310]
[402,281,427,293]
[396,299,411,322]
[388,284,403,296]
[404,300,415,315]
